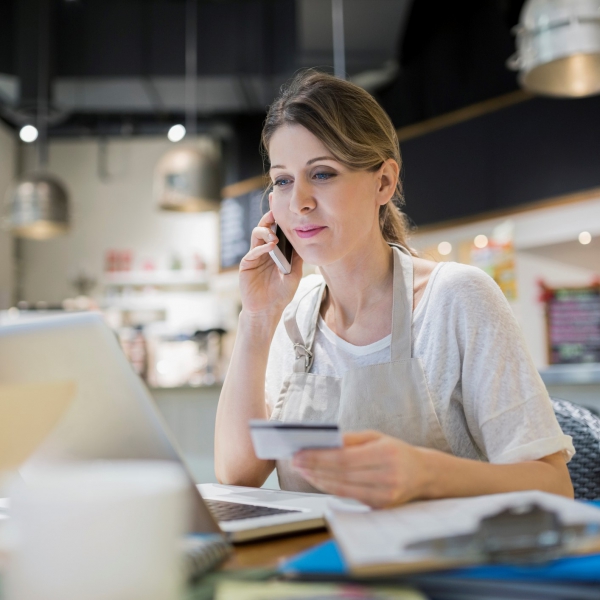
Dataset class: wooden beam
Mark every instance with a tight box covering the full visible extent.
[221,174,269,199]
[397,89,534,143]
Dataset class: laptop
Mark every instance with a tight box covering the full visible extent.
[0,311,333,543]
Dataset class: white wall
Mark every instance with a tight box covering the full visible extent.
[21,137,219,304]
[411,196,600,368]
[0,122,16,309]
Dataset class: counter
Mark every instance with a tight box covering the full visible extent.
[539,364,600,412]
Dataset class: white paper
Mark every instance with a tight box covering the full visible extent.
[327,490,600,569]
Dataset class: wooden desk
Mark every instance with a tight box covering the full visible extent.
[221,530,331,571]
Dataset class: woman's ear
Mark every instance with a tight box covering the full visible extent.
[376,159,399,206]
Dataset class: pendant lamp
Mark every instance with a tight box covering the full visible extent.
[2,0,70,239]
[3,173,69,239]
[154,140,222,212]
[508,0,600,97]
[155,0,222,212]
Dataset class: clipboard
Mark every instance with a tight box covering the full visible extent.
[324,491,600,577]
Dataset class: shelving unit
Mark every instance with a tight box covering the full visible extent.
[102,270,210,288]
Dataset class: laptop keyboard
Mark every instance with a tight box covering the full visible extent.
[204,499,301,522]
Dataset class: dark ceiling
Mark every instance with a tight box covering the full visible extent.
[6,0,599,231]
[0,0,526,137]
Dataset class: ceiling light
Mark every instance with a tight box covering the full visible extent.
[167,124,186,143]
[579,231,592,245]
[19,125,39,143]
[437,241,452,256]
[3,173,70,239]
[474,235,488,249]
[508,0,600,97]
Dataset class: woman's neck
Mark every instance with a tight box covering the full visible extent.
[319,235,394,340]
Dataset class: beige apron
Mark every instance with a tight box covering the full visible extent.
[270,245,453,492]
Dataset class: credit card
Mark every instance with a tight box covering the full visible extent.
[249,420,342,460]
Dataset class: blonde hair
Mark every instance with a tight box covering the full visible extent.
[261,69,414,252]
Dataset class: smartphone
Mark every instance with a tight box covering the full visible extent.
[268,223,293,275]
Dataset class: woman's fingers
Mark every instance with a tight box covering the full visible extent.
[250,211,278,249]
[296,465,391,486]
[239,241,277,271]
[293,430,382,469]
[257,209,275,228]
[251,225,277,249]
[343,430,382,446]
[298,470,397,507]
[294,439,385,471]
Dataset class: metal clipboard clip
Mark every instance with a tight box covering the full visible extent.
[406,503,600,564]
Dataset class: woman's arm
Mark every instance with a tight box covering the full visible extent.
[214,209,303,487]
[214,312,278,487]
[292,430,573,508]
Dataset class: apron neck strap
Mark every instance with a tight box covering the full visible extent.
[390,245,414,361]
[282,245,413,370]
[283,281,327,373]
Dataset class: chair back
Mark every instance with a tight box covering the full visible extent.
[552,398,600,501]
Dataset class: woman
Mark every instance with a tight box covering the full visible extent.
[215,70,574,508]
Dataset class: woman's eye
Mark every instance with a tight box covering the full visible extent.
[274,178,291,187]
[314,172,335,181]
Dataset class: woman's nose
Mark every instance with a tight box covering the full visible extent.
[289,179,316,214]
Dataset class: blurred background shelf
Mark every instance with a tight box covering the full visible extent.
[102,270,210,288]
[540,364,600,413]
[540,364,600,386]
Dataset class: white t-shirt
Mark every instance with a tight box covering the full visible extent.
[265,262,575,464]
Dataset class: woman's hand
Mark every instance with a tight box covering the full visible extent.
[292,430,427,509]
[239,210,303,320]
[293,432,574,507]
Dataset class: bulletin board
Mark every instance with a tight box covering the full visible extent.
[542,284,600,365]
[219,176,269,271]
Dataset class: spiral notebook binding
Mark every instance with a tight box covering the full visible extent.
[182,534,232,580]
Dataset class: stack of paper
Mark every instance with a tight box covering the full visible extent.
[326,491,600,576]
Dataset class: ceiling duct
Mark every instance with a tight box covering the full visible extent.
[509,0,600,97]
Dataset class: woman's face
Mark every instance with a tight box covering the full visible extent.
[268,124,395,267]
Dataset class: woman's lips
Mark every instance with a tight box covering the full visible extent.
[294,226,327,239]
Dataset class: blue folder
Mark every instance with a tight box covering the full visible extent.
[281,501,600,583]
[280,539,600,582]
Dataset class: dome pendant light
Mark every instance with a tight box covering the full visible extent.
[155,0,222,212]
[508,0,600,98]
[154,139,222,212]
[3,0,70,239]
[4,173,69,239]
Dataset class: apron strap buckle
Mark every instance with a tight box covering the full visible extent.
[293,343,314,371]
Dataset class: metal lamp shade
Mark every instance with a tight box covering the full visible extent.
[509,0,600,97]
[3,173,70,239]
[155,142,222,212]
